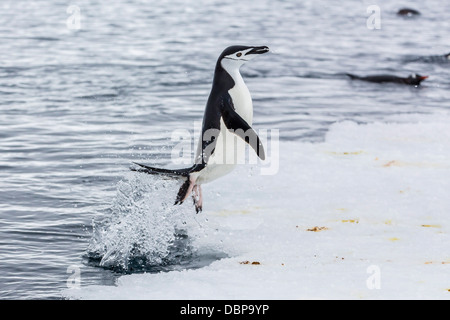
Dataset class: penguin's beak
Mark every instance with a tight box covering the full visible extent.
[245,46,270,56]
[418,75,429,80]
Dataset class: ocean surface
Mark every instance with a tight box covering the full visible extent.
[0,0,449,299]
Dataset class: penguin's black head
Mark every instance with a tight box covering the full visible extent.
[219,45,269,68]
[407,73,429,85]
[445,53,450,60]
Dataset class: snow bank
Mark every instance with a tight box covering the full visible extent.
[64,113,450,299]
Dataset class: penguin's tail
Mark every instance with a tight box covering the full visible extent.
[131,162,205,213]
[131,161,193,178]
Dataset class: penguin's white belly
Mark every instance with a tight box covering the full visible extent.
[228,82,253,124]
[196,84,253,185]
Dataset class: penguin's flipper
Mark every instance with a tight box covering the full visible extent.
[220,94,266,160]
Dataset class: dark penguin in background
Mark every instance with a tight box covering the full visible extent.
[132,46,269,213]
[397,8,421,16]
[346,73,429,86]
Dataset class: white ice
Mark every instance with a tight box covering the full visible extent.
[64,112,450,300]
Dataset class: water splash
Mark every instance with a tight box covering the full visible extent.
[86,172,195,273]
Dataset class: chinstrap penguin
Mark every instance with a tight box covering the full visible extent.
[132,45,269,213]
[397,8,420,16]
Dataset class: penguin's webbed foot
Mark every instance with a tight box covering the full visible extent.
[192,184,203,214]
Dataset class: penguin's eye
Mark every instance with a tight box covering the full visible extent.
[236,52,242,57]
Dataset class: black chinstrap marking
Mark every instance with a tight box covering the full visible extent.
[223,57,249,62]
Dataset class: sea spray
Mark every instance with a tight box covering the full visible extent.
[86,171,191,272]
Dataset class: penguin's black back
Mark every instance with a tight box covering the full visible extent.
[346,73,427,85]
[201,54,235,134]
[397,8,420,16]
[346,73,402,83]
[359,75,404,83]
